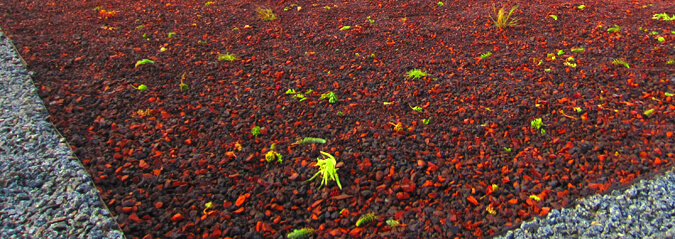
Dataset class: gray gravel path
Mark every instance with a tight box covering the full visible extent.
[0,29,124,238]
[0,26,674,238]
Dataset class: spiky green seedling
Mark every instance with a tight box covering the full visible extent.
[287,228,315,239]
[218,53,237,62]
[405,69,427,79]
[356,213,376,227]
[251,126,261,137]
[320,91,338,103]
[307,151,342,189]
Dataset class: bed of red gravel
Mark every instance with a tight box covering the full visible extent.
[1,0,674,238]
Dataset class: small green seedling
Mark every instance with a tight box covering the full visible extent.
[285,89,296,94]
[649,31,659,35]
[386,219,400,227]
[356,213,376,227]
[607,24,621,33]
[135,59,155,68]
[179,72,188,92]
[564,62,577,67]
[652,13,675,21]
[667,60,675,64]
[530,118,545,134]
[160,47,167,52]
[557,49,564,55]
[136,25,145,30]
[168,32,176,38]
[320,91,338,103]
[323,6,331,10]
[504,147,512,152]
[287,228,315,239]
[307,151,342,189]
[422,118,430,125]
[658,36,665,42]
[204,1,214,6]
[218,53,237,62]
[612,59,630,68]
[389,122,404,131]
[529,195,541,201]
[573,107,582,112]
[339,26,351,31]
[665,92,674,96]
[366,16,375,24]
[251,126,261,137]
[643,109,655,116]
[570,47,585,53]
[480,52,492,59]
[265,144,282,163]
[134,84,148,92]
[410,105,423,112]
[405,69,427,79]
[293,137,326,145]
[577,5,585,10]
[336,111,344,116]
[437,2,444,7]
[549,15,557,20]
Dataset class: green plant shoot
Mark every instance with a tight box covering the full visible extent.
[356,213,376,227]
[570,47,585,53]
[218,53,237,62]
[320,91,338,103]
[480,52,492,59]
[287,228,315,239]
[405,69,427,79]
[134,84,148,92]
[135,59,154,67]
[411,105,423,112]
[607,24,621,33]
[251,126,261,137]
[307,151,342,189]
[339,26,351,31]
[612,59,630,68]
[549,15,557,20]
[530,118,544,130]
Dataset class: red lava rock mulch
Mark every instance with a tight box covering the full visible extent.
[1,0,674,238]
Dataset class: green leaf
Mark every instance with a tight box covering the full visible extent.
[570,47,585,53]
[665,92,674,97]
[135,59,155,67]
[643,109,655,116]
[557,50,564,55]
[339,26,351,31]
[287,228,315,239]
[136,84,147,91]
[577,5,585,10]
[549,15,557,20]
[356,213,375,227]
[293,137,327,145]
[251,126,261,137]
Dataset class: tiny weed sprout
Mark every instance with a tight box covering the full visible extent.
[492,184,499,191]
[612,59,630,68]
[667,60,675,64]
[179,72,188,92]
[285,89,296,94]
[336,111,344,115]
[134,84,148,92]
[320,91,338,103]
[218,53,237,62]
[287,228,315,239]
[577,5,585,10]
[422,118,430,125]
[405,69,427,79]
[136,25,145,30]
[265,144,282,163]
[607,24,621,33]
[323,6,331,10]
[574,107,582,112]
[504,147,512,152]
[293,137,326,145]
[489,4,519,29]
[564,62,577,67]
[530,118,544,130]
[283,7,288,11]
[658,36,665,42]
[366,16,375,24]
[652,13,675,21]
[251,126,261,137]
[437,2,444,7]
[307,151,342,189]
[386,219,400,227]
[160,47,167,52]
[557,50,564,55]
[168,32,176,38]
[486,205,496,214]
[549,15,557,20]
[480,52,492,59]
[356,213,376,227]
[204,1,214,6]
[529,195,541,201]
[135,59,155,68]
[339,26,351,31]
[649,31,659,35]
[570,47,585,53]
[256,7,277,21]
[390,122,404,131]
[665,92,674,96]
[643,109,655,116]
[410,105,423,112]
